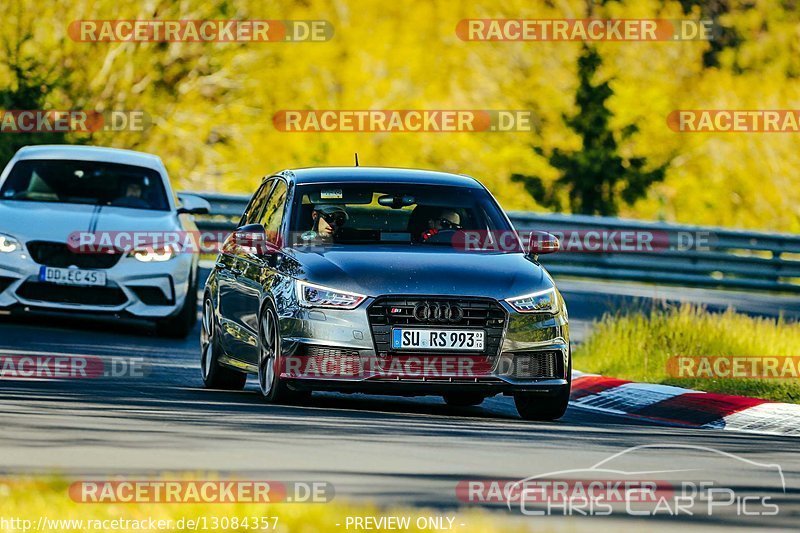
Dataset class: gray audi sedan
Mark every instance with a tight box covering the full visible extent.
[201,167,571,420]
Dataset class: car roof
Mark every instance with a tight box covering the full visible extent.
[14,145,163,172]
[282,167,483,189]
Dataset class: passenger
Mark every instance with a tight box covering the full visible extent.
[420,209,461,242]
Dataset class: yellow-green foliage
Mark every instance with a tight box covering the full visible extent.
[574,304,800,403]
[1,0,799,230]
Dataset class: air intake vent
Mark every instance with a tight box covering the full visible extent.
[27,241,121,269]
[498,351,560,379]
[17,282,127,306]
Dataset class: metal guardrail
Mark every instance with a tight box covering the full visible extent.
[182,191,800,294]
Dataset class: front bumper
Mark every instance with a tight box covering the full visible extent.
[277,296,570,396]
[285,377,570,396]
[0,247,193,318]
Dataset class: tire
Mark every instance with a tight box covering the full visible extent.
[443,392,486,407]
[200,295,247,390]
[257,304,297,403]
[256,305,311,404]
[514,351,572,421]
[156,271,199,338]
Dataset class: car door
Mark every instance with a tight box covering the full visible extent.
[223,179,289,366]
[236,179,290,365]
[217,179,275,362]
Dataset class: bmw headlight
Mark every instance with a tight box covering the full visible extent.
[0,233,20,253]
[129,244,177,262]
[296,280,366,309]
[506,287,558,314]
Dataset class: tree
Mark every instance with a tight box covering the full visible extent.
[512,45,668,216]
[0,9,73,166]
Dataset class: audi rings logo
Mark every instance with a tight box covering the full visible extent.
[413,302,464,323]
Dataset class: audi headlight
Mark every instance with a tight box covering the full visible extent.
[296,280,366,309]
[129,244,177,263]
[506,287,558,314]
[0,233,20,253]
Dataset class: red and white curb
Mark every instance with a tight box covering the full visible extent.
[569,371,800,437]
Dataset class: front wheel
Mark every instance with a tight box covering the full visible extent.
[200,296,246,390]
[257,305,295,403]
[257,306,312,404]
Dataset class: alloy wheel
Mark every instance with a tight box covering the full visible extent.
[200,298,214,380]
[258,310,278,397]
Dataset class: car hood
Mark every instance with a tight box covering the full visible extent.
[0,200,180,244]
[288,245,553,299]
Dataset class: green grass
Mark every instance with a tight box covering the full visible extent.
[573,304,800,404]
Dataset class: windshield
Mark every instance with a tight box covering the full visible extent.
[289,182,513,248]
[0,159,170,211]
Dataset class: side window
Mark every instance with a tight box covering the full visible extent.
[240,180,275,226]
[260,180,288,243]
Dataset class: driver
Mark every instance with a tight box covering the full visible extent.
[308,204,349,241]
[113,182,148,208]
[124,183,143,199]
[420,209,461,242]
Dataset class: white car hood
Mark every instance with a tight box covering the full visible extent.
[0,200,180,244]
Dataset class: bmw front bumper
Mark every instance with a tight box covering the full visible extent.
[0,246,193,319]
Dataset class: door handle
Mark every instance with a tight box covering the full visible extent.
[215,261,226,270]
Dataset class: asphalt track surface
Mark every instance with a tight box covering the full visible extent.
[1,280,799,531]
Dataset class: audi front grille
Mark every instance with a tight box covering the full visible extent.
[367,296,507,359]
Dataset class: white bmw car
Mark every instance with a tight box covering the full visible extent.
[0,145,209,337]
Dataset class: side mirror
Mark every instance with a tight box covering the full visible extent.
[233,223,281,254]
[176,194,211,215]
[528,231,559,258]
